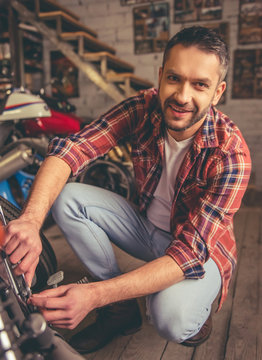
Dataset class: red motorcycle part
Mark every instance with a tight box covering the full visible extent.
[22,109,82,136]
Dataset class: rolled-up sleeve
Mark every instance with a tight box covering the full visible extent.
[47,95,144,177]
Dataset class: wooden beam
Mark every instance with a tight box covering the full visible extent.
[10,0,125,103]
[8,2,24,87]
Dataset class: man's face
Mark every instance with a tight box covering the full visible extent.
[158,44,226,140]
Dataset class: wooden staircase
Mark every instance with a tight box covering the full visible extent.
[10,0,154,102]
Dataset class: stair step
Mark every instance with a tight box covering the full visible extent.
[106,73,153,96]
[38,11,97,38]
[83,52,134,76]
[12,0,153,99]
[23,0,80,21]
[37,0,80,21]
[61,32,115,55]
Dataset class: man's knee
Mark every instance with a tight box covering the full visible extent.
[52,182,78,222]
[148,296,210,343]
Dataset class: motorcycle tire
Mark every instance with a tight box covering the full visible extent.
[79,159,135,201]
[0,195,57,292]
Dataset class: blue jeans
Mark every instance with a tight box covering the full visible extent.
[52,183,221,343]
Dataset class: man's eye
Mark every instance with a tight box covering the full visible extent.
[195,82,209,89]
[167,75,179,82]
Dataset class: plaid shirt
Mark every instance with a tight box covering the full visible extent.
[48,88,251,310]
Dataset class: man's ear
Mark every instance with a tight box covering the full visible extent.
[212,81,226,106]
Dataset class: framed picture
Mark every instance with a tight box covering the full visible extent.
[174,0,223,23]
[121,0,163,5]
[232,49,262,99]
[133,2,169,54]
[50,51,79,98]
[238,0,262,44]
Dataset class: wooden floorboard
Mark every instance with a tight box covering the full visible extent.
[192,209,248,360]
[119,322,167,360]
[258,215,262,360]
[43,206,261,360]
[224,209,261,360]
[161,341,194,359]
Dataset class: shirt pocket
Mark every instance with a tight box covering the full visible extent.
[178,176,208,206]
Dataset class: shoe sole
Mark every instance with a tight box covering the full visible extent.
[180,327,212,347]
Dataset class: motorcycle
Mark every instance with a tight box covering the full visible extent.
[0,200,84,360]
[0,87,136,209]
[0,87,82,209]
[0,88,134,358]
[0,89,61,293]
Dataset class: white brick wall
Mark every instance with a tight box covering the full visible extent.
[52,0,262,189]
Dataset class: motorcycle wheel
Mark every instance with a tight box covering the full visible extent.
[78,159,135,201]
[0,195,57,292]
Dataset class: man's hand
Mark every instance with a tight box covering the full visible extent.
[3,217,42,286]
[27,256,185,331]
[28,284,95,329]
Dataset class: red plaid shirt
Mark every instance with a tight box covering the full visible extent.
[48,88,251,310]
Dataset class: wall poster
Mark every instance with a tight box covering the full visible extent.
[238,0,262,44]
[133,2,169,54]
[121,0,163,5]
[232,49,262,99]
[50,51,79,98]
[174,0,223,23]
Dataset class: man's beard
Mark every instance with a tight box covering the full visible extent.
[162,99,211,132]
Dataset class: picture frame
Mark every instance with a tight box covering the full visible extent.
[133,2,169,54]
[232,49,262,99]
[238,0,262,44]
[174,0,223,23]
[121,0,163,5]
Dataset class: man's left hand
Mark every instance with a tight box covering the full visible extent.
[28,283,95,329]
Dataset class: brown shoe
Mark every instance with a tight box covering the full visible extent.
[180,315,212,347]
[69,299,142,354]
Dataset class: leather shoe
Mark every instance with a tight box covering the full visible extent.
[69,299,142,354]
[180,315,212,347]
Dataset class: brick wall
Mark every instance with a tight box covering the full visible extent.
[49,0,262,190]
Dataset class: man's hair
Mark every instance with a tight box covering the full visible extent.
[162,26,229,81]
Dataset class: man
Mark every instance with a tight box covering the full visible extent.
[4,26,251,353]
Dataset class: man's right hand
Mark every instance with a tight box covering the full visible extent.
[3,217,43,286]
[1,157,72,287]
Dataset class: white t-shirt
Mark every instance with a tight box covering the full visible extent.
[146,131,194,232]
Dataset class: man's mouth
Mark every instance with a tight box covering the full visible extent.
[168,104,193,113]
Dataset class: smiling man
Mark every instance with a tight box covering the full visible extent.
[4,26,251,354]
[159,41,226,140]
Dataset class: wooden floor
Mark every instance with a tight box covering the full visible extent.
[43,205,262,360]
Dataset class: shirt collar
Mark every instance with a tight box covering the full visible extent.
[193,106,219,150]
[146,89,219,150]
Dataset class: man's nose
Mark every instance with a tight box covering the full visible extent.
[174,82,191,104]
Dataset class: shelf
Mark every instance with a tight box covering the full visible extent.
[0,78,11,84]
[0,32,9,44]
[24,60,43,73]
